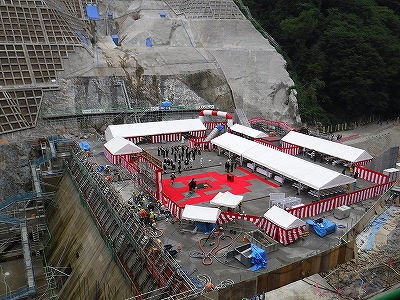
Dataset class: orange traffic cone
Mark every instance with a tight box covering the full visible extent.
[177,243,181,251]
[242,234,247,242]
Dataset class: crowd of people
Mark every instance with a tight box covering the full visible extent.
[159,144,202,174]
[130,192,172,227]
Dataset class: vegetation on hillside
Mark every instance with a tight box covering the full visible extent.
[240,0,400,125]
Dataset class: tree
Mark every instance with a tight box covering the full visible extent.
[241,0,400,123]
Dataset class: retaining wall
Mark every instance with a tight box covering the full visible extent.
[45,175,132,300]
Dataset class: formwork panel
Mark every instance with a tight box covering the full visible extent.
[0,0,90,133]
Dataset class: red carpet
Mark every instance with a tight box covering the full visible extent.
[162,168,278,207]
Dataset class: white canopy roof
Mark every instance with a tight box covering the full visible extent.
[211,132,257,156]
[105,119,206,141]
[209,191,243,208]
[264,206,306,229]
[242,144,355,190]
[281,131,373,163]
[104,136,142,155]
[211,133,356,191]
[181,205,221,223]
[230,124,268,139]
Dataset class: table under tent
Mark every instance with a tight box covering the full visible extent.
[281,131,373,166]
[211,133,356,198]
[181,205,221,234]
[259,206,307,245]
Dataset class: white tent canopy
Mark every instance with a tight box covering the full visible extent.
[264,206,306,229]
[211,132,257,156]
[242,144,355,190]
[181,205,221,223]
[210,191,243,208]
[211,133,356,191]
[104,136,142,155]
[230,124,268,139]
[281,131,373,163]
[105,119,206,141]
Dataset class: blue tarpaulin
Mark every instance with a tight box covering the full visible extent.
[194,222,216,234]
[79,141,91,151]
[251,244,267,271]
[112,34,119,45]
[365,206,396,251]
[306,218,337,237]
[161,101,171,108]
[86,4,99,20]
[146,38,153,47]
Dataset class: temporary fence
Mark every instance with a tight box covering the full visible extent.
[256,139,300,155]
[287,181,394,219]
[162,194,182,219]
[355,166,388,184]
[120,156,140,174]
[354,159,373,167]
[125,130,207,145]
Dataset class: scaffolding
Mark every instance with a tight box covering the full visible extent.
[0,191,52,300]
[65,146,197,298]
[165,0,245,19]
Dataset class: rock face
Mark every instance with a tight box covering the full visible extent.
[1,0,302,198]
[113,0,300,125]
[41,0,300,126]
[0,142,32,200]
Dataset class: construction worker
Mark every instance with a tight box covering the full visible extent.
[139,208,147,224]
[238,202,243,213]
[149,210,157,222]
[151,220,157,234]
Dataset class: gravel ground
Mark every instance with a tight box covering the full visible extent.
[322,206,400,299]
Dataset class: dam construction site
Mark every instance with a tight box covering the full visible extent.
[1,0,400,300]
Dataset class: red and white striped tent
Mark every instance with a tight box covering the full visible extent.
[260,206,306,245]
[281,131,373,164]
[104,136,142,164]
[104,119,206,144]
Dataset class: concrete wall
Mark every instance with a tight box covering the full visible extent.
[45,174,132,300]
[195,241,355,300]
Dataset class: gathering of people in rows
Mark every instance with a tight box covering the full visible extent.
[159,144,202,174]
